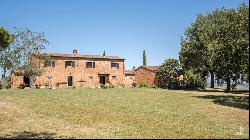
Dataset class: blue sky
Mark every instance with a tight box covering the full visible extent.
[1,0,248,70]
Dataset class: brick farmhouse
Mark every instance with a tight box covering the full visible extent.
[11,50,136,88]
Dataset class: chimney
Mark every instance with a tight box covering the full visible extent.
[73,49,77,54]
[132,66,136,70]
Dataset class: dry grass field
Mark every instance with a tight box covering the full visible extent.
[0,88,248,139]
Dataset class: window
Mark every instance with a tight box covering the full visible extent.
[44,61,55,67]
[65,61,75,68]
[130,77,133,80]
[112,76,116,80]
[111,62,119,68]
[88,76,93,79]
[86,62,95,68]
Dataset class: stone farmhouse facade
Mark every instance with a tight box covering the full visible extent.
[11,50,136,88]
[134,66,159,86]
[124,69,135,87]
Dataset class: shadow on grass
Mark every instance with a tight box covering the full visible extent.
[195,95,249,110]
[202,89,249,94]
[0,131,74,139]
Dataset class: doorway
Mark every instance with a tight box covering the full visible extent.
[99,74,109,85]
[68,76,73,86]
[100,76,106,85]
[23,76,30,87]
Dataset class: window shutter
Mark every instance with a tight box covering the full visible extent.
[93,62,95,68]
[72,61,75,67]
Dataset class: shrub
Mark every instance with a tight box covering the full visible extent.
[108,83,115,88]
[18,83,26,89]
[100,84,108,89]
[156,58,182,89]
[152,85,158,89]
[132,82,137,87]
[138,82,148,88]
[182,70,205,90]
[0,76,12,89]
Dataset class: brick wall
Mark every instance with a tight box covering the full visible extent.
[124,74,135,87]
[11,57,125,88]
[134,68,157,86]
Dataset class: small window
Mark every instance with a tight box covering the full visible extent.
[45,61,55,67]
[65,61,75,68]
[86,62,95,68]
[112,76,116,80]
[130,77,133,80]
[111,62,119,68]
[88,76,93,79]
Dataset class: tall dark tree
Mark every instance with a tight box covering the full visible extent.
[0,27,13,51]
[103,50,106,56]
[143,50,147,66]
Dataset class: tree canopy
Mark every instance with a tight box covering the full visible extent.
[180,3,249,91]
[0,27,14,51]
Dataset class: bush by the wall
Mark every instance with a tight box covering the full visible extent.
[101,84,108,89]
[18,83,26,89]
[156,58,182,89]
[138,82,148,88]
[182,70,205,90]
[132,82,137,87]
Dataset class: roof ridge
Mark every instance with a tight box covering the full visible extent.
[41,53,125,60]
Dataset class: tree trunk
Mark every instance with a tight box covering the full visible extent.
[2,68,7,89]
[210,71,215,88]
[226,77,231,92]
[29,76,35,88]
[2,68,6,79]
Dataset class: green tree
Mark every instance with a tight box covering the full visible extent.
[0,44,21,78]
[13,27,49,88]
[143,50,147,66]
[213,4,249,91]
[182,70,205,90]
[156,58,182,89]
[103,50,106,56]
[179,12,219,88]
[180,3,249,91]
[0,27,13,51]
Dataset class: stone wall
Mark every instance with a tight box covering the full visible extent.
[124,74,135,87]
[134,68,157,86]
[11,57,125,88]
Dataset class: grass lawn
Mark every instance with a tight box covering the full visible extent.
[0,88,249,139]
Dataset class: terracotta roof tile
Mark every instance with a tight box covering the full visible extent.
[135,66,159,72]
[125,70,135,75]
[44,53,125,60]
[143,66,159,71]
